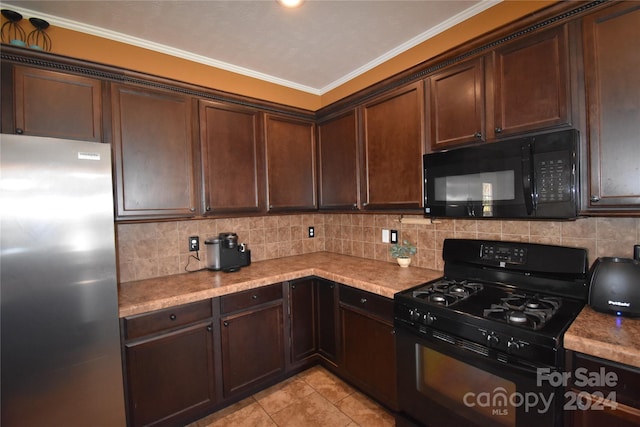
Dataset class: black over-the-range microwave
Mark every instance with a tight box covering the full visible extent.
[423,129,580,219]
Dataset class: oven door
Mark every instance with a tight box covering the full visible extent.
[396,325,562,427]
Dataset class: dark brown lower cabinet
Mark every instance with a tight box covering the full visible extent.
[316,279,338,364]
[339,286,398,410]
[220,285,285,398]
[121,281,397,425]
[122,301,216,427]
[565,350,640,427]
[289,279,317,365]
[288,278,339,368]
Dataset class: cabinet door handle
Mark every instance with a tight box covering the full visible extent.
[223,321,229,327]
[495,127,503,134]
[391,329,396,335]
[590,195,601,202]
[474,132,482,139]
[16,128,24,135]
[291,285,296,289]
[207,325,213,332]
[206,206,211,211]
[190,207,195,212]
[329,284,335,289]
[360,298,367,304]
[169,314,177,321]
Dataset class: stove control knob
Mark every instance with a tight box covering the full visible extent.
[409,308,420,322]
[507,338,521,351]
[426,312,437,325]
[486,332,500,346]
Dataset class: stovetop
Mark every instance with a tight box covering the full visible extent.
[394,239,588,366]
[406,278,571,332]
[395,276,585,366]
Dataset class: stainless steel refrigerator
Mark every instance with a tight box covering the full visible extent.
[1,134,126,426]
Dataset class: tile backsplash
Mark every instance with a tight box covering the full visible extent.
[116,214,640,283]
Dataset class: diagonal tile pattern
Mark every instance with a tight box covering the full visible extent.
[187,366,394,427]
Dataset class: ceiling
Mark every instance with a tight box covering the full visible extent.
[3,0,498,95]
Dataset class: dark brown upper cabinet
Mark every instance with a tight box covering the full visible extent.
[582,2,640,212]
[361,81,424,210]
[491,25,570,138]
[111,84,197,219]
[7,65,102,141]
[317,110,359,210]
[199,100,265,215]
[427,57,485,150]
[264,114,317,212]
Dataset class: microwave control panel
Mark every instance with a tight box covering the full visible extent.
[535,151,572,203]
[481,244,527,265]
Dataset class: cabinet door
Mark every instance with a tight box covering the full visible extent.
[565,392,640,427]
[289,279,317,364]
[565,350,640,427]
[264,114,317,211]
[317,110,359,210]
[220,302,285,397]
[112,84,197,219]
[11,66,102,141]
[124,323,215,427]
[339,287,397,409]
[428,58,484,149]
[362,81,424,209]
[492,26,570,137]
[582,3,640,210]
[199,100,264,214]
[316,280,338,364]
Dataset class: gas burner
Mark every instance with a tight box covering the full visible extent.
[482,293,562,330]
[412,279,483,307]
[508,311,529,324]
[501,293,561,313]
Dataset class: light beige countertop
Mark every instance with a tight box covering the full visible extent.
[565,306,640,369]
[118,252,442,318]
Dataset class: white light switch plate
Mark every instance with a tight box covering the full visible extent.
[382,229,390,243]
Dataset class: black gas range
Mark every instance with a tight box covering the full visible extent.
[394,239,588,427]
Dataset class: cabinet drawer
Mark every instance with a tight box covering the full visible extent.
[339,286,393,322]
[220,284,283,314]
[571,352,640,409]
[124,300,212,340]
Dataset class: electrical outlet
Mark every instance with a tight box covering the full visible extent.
[189,236,199,252]
[308,226,315,238]
[382,229,390,243]
[390,229,398,244]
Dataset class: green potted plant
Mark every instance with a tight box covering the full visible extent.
[390,239,417,267]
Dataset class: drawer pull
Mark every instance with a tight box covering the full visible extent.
[169,314,177,321]
[223,321,229,327]
[252,294,258,300]
[360,298,367,304]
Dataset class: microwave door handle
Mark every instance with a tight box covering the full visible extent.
[521,142,535,215]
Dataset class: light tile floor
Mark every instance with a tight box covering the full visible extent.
[187,365,395,427]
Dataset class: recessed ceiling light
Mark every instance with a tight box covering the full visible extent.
[277,0,304,8]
